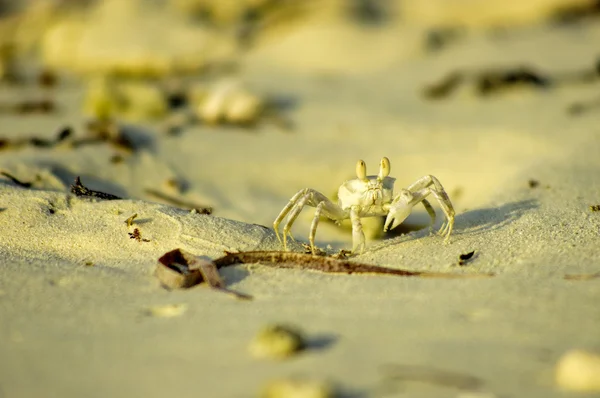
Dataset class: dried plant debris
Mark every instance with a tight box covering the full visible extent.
[568,94,600,116]
[38,69,58,88]
[476,67,551,96]
[590,205,600,212]
[110,154,126,164]
[70,177,122,200]
[564,272,600,281]
[145,188,212,214]
[423,66,550,99]
[79,119,138,152]
[1,171,32,188]
[424,58,600,99]
[549,0,600,25]
[380,364,484,391]
[0,126,72,151]
[214,251,494,279]
[301,243,354,260]
[156,249,251,300]
[249,324,306,360]
[124,213,138,227]
[0,98,57,114]
[128,228,150,242]
[424,27,464,53]
[332,250,352,260]
[302,243,327,256]
[458,250,476,266]
[422,71,465,100]
[0,121,148,154]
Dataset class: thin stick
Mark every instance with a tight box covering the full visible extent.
[381,364,484,390]
[213,251,494,279]
[564,272,600,281]
[1,171,32,188]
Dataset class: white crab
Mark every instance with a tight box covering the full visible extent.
[273,157,455,255]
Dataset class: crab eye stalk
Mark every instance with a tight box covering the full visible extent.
[378,157,390,180]
[356,159,367,181]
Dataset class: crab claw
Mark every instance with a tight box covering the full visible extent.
[384,191,414,232]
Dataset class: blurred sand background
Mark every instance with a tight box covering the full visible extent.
[0,0,600,397]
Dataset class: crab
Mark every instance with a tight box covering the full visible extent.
[273,157,455,255]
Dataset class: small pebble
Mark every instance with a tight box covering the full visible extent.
[249,324,305,359]
[555,349,600,391]
[261,378,334,398]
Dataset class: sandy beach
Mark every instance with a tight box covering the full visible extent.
[1,1,600,397]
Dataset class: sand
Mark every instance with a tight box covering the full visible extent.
[1,1,600,397]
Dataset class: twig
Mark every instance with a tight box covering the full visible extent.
[145,188,212,214]
[214,251,494,278]
[564,272,600,281]
[124,213,138,227]
[380,364,484,390]
[70,177,122,200]
[1,171,32,188]
[0,126,72,151]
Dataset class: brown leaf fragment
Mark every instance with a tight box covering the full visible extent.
[156,249,204,289]
[156,249,252,299]
[458,250,476,266]
[213,251,494,279]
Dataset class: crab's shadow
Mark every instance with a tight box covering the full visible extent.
[453,198,538,236]
[372,199,538,251]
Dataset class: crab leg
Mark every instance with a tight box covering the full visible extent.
[274,189,343,251]
[282,193,310,250]
[407,175,455,241]
[430,189,454,240]
[421,198,437,233]
[350,206,366,254]
[308,199,348,254]
[273,188,309,245]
